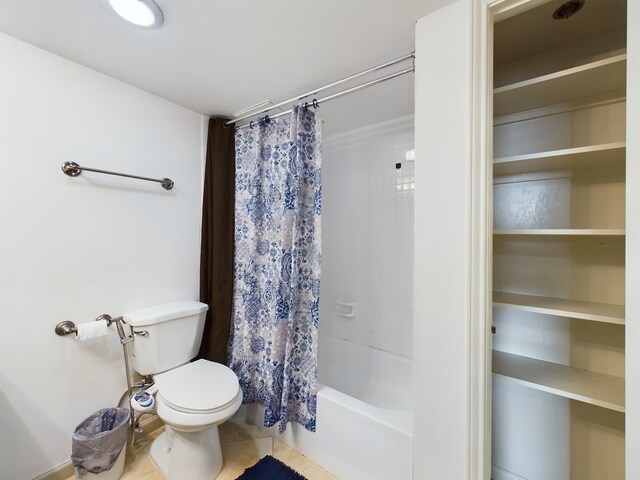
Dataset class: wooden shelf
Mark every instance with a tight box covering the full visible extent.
[493,291,624,325]
[493,142,626,176]
[493,229,625,245]
[492,350,625,413]
[494,54,627,116]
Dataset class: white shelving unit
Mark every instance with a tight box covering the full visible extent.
[490,3,627,478]
[493,350,625,413]
[494,54,627,117]
[493,291,625,325]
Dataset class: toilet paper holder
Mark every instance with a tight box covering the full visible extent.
[55,314,144,345]
[55,313,125,335]
[54,314,114,336]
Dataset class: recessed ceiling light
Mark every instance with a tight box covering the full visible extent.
[108,0,164,28]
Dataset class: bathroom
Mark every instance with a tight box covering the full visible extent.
[1,1,639,480]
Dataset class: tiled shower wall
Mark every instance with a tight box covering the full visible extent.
[320,115,414,358]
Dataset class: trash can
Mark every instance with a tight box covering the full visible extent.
[71,408,130,480]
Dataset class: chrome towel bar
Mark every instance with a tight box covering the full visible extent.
[61,161,174,190]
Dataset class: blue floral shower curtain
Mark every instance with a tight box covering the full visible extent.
[229,106,322,433]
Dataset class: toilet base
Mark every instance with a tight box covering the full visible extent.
[150,425,223,480]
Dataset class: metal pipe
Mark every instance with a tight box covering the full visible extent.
[226,52,415,126]
[61,161,174,190]
[235,66,415,130]
[120,340,137,445]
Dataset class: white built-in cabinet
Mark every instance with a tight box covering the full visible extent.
[491,1,628,479]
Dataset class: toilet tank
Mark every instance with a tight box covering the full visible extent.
[123,301,208,375]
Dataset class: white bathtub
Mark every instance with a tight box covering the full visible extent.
[244,334,413,479]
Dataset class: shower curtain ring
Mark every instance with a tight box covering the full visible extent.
[263,115,271,124]
[302,102,309,111]
[250,121,255,129]
[312,99,319,109]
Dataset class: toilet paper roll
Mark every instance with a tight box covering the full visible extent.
[75,319,109,340]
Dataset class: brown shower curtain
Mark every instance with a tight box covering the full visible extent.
[198,117,235,364]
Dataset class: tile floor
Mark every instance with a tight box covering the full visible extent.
[67,420,337,480]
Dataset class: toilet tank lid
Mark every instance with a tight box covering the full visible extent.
[123,301,208,327]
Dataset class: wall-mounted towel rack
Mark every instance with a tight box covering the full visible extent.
[61,161,174,190]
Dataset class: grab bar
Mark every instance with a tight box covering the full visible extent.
[61,161,174,190]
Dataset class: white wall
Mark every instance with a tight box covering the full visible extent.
[413,1,473,478]
[0,33,205,479]
[320,116,414,359]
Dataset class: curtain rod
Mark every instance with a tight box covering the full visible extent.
[226,52,415,127]
[234,66,415,131]
[236,66,414,130]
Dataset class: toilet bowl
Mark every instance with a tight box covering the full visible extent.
[148,360,243,480]
[123,302,242,480]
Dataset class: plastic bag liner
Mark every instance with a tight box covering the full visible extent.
[71,408,130,477]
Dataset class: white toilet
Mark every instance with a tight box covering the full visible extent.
[124,301,242,480]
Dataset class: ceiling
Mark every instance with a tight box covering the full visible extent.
[495,0,626,66]
[0,0,455,136]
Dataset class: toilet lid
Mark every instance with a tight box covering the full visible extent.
[154,359,240,414]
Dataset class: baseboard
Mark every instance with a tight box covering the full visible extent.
[34,415,164,480]
[33,461,73,480]
[492,465,527,480]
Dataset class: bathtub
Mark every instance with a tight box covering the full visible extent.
[244,334,413,479]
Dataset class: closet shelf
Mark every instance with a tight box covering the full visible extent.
[493,142,626,177]
[494,54,627,117]
[492,350,625,413]
[493,229,625,245]
[493,291,624,324]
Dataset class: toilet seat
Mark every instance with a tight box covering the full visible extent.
[155,359,240,414]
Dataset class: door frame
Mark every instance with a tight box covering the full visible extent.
[468,1,560,478]
[470,1,640,479]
